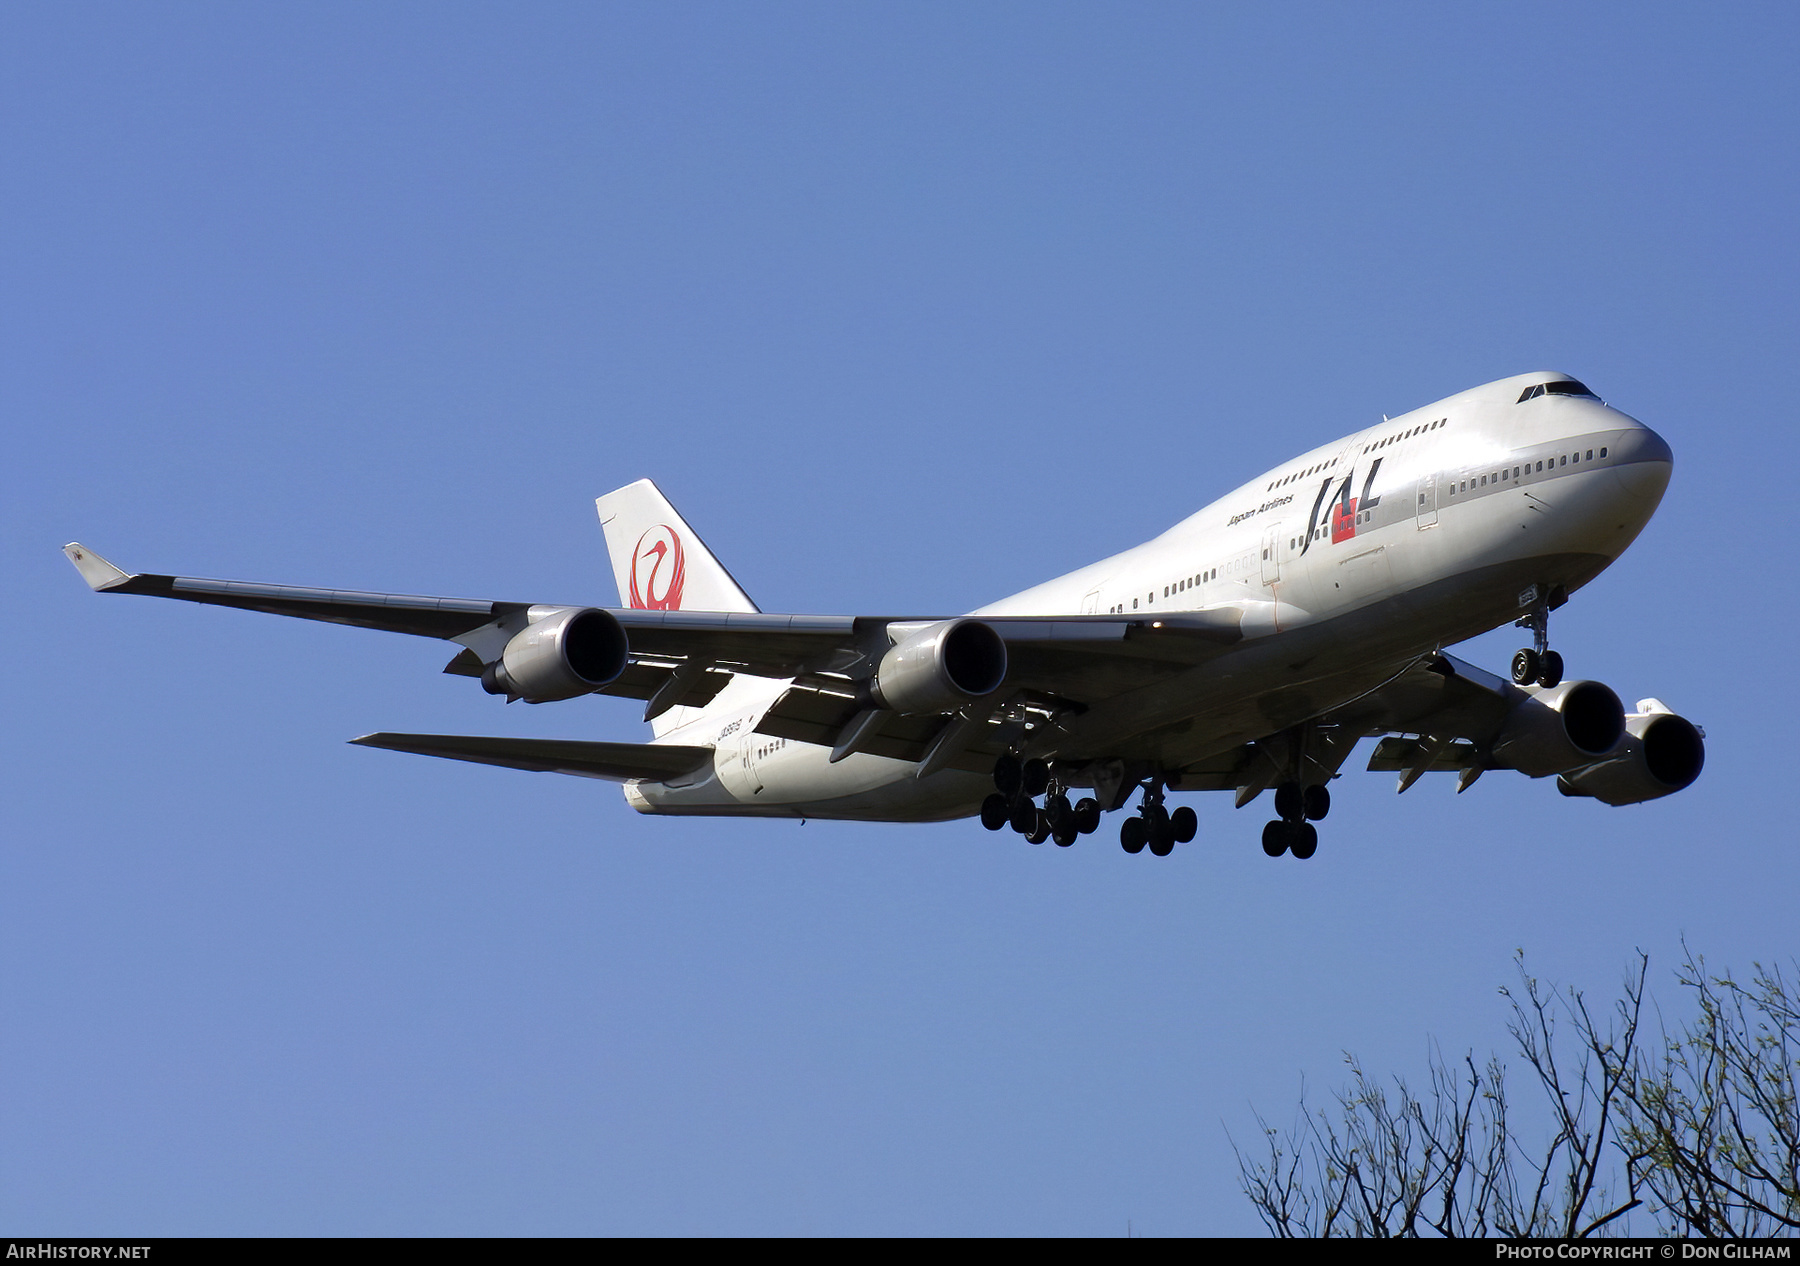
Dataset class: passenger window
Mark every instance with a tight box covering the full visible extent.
[1586,449,1593,460]
[1600,446,1608,458]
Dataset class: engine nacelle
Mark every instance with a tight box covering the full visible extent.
[1488,679,1625,778]
[481,606,629,703]
[1557,704,1706,805]
[871,619,1008,715]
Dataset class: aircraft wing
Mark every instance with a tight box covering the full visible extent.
[1217,650,1597,797]
[349,732,713,782]
[64,544,1245,723]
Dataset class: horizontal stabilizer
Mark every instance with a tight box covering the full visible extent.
[350,732,713,782]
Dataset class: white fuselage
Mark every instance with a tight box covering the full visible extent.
[626,373,1673,821]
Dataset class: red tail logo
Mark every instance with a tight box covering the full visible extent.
[629,525,686,610]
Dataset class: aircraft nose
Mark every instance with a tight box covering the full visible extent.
[1607,421,1673,513]
[1613,422,1673,469]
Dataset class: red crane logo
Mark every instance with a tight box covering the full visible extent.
[629,525,687,610]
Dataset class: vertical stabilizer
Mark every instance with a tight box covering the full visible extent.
[595,479,759,615]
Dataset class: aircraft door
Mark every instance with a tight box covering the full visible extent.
[1261,529,1281,587]
[1416,474,1438,528]
[740,731,765,796]
[1081,588,1102,615]
[716,718,766,800]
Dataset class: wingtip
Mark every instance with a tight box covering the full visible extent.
[63,542,131,591]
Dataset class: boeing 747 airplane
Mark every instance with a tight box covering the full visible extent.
[65,371,1703,859]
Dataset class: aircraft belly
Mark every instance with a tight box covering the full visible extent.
[626,759,989,822]
[786,769,992,822]
[1051,551,1611,767]
[627,740,992,823]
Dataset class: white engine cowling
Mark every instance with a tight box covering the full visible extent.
[1488,679,1626,778]
[481,606,629,703]
[871,619,1008,715]
[1557,705,1705,805]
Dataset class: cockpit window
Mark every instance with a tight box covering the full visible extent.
[1518,379,1599,403]
[1545,379,1596,397]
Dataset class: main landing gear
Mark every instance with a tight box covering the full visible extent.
[1118,778,1196,858]
[1511,588,1567,688]
[1261,781,1327,860]
[981,755,1100,847]
[981,758,1200,856]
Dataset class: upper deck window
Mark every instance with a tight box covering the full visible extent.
[1517,379,1599,403]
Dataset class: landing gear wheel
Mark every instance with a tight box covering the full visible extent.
[1120,816,1147,854]
[1025,811,1051,845]
[1273,782,1304,822]
[1009,798,1038,835]
[1290,822,1318,860]
[1145,805,1174,856]
[1073,798,1101,835]
[1512,648,1540,685]
[993,754,1022,798]
[1303,784,1330,821]
[980,793,1009,831]
[1262,820,1289,857]
[1537,650,1564,688]
[1044,793,1072,836]
[1052,823,1077,847]
[1022,759,1051,797]
[1170,805,1197,844]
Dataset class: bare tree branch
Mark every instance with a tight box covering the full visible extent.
[1237,948,1797,1237]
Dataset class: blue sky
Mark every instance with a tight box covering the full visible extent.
[4,2,1796,1235]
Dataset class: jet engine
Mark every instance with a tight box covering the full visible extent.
[480,606,629,703]
[1488,679,1626,778]
[871,619,1008,715]
[1557,702,1706,805]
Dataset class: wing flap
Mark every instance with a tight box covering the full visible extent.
[1365,735,1481,772]
[349,732,713,782]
